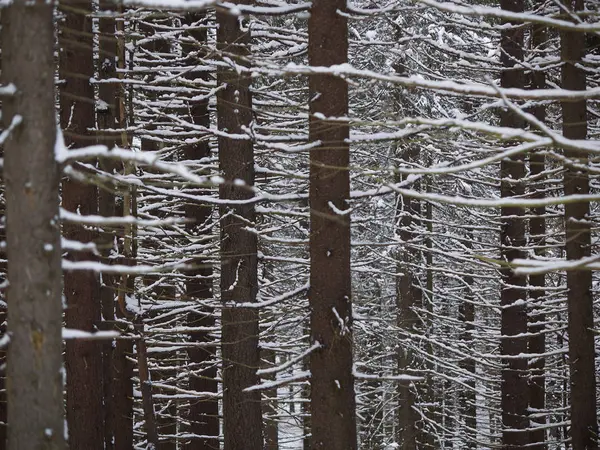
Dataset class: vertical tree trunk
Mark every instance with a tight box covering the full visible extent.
[97,3,120,448]
[560,0,598,447]
[217,4,263,450]
[395,146,422,450]
[308,1,357,449]
[182,13,219,449]
[459,262,476,444]
[2,2,65,448]
[528,17,547,450]
[263,348,279,450]
[499,0,528,446]
[58,1,104,449]
[0,13,6,448]
[113,11,134,450]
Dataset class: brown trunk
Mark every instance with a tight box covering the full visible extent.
[395,146,422,450]
[459,265,476,441]
[59,1,104,449]
[499,0,528,446]
[560,0,598,448]
[2,2,65,448]
[263,348,279,450]
[138,333,160,448]
[217,3,263,450]
[97,3,120,448]
[308,1,357,449]
[182,13,219,450]
[528,17,547,450]
[0,12,6,448]
[112,10,135,450]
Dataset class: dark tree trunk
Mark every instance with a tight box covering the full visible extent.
[97,3,120,448]
[138,334,160,448]
[182,13,219,450]
[217,3,263,450]
[528,17,548,450]
[308,1,357,449]
[112,11,134,450]
[395,146,422,450]
[499,0,528,446]
[459,266,476,443]
[58,1,104,448]
[263,348,279,450]
[560,0,598,448]
[2,2,65,448]
[0,14,6,449]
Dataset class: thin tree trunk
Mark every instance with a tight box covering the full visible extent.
[499,0,528,445]
[58,1,104,449]
[217,2,263,449]
[528,17,547,450]
[97,3,120,448]
[112,11,135,450]
[138,332,160,448]
[263,348,279,450]
[395,146,422,450]
[560,0,598,447]
[459,260,476,445]
[2,2,65,448]
[308,1,357,449]
[0,13,6,449]
[182,13,219,449]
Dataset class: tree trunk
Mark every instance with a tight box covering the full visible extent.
[2,2,65,448]
[113,10,134,450]
[560,0,598,447]
[58,1,104,449]
[217,3,263,450]
[97,3,121,448]
[528,17,547,450]
[499,0,528,446]
[308,1,357,449]
[395,146,422,450]
[181,13,219,449]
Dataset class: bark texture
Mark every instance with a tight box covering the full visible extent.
[560,0,598,447]
[308,1,357,449]
[217,3,263,450]
[2,2,65,448]
[182,13,219,449]
[528,17,547,450]
[59,1,104,448]
[499,0,529,446]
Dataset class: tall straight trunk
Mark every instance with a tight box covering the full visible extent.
[97,3,120,448]
[499,0,528,446]
[459,263,476,443]
[2,2,65,448]
[528,17,547,450]
[560,0,598,447]
[0,16,6,449]
[263,348,279,450]
[217,4,263,450]
[395,146,422,450]
[112,11,135,450]
[308,1,357,449]
[58,1,104,448]
[182,13,219,449]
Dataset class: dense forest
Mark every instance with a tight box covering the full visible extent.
[0,0,599,448]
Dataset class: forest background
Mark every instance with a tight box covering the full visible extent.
[0,0,598,449]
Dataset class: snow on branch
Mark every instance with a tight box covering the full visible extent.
[62,329,120,340]
[257,341,322,376]
[244,370,310,392]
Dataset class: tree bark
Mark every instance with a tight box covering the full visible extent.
[308,1,357,449]
[217,4,263,450]
[59,0,105,447]
[2,2,65,448]
[560,0,598,447]
[528,16,547,450]
[499,0,528,446]
[182,13,219,449]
